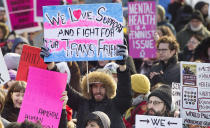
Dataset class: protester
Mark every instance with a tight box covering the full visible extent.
[194,1,210,30]
[145,85,172,117]
[103,62,119,82]
[0,89,10,127]
[178,35,203,61]
[3,53,20,70]
[2,69,17,90]
[0,7,6,23]
[0,22,9,48]
[85,111,111,128]
[1,31,17,55]
[50,44,131,128]
[194,37,210,63]
[11,37,29,55]
[169,2,193,32]
[157,5,176,35]
[124,74,150,128]
[147,36,180,87]
[155,25,176,41]
[177,10,210,50]
[1,81,26,122]
[5,120,42,128]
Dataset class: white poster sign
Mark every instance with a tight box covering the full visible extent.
[135,115,182,128]
[0,49,10,85]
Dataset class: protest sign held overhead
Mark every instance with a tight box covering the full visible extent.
[180,62,210,126]
[3,0,41,33]
[34,0,61,22]
[18,67,67,128]
[135,115,182,128]
[128,1,156,58]
[43,3,124,62]
[0,49,10,85]
[16,45,47,81]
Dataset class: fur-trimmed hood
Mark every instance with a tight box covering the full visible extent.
[81,71,117,100]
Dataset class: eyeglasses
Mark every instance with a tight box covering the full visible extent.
[157,49,169,52]
[148,100,163,106]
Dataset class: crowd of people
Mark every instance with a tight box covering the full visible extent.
[0,0,210,128]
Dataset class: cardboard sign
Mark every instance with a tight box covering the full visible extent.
[172,82,181,109]
[34,0,61,22]
[3,0,41,33]
[43,3,123,62]
[0,49,10,85]
[135,115,182,128]
[16,45,47,81]
[180,62,210,126]
[18,67,67,128]
[128,1,156,58]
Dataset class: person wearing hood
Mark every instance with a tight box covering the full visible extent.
[65,44,131,128]
[176,10,210,51]
[123,74,150,128]
[85,111,111,128]
[194,1,210,30]
[40,44,131,128]
[11,36,29,55]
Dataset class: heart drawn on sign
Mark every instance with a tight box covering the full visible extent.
[73,9,82,20]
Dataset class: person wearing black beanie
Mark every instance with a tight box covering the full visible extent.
[146,85,172,117]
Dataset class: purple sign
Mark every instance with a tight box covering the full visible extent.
[128,1,156,58]
[3,0,41,33]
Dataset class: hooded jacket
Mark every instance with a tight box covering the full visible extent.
[67,68,131,128]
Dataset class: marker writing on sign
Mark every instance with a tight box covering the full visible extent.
[0,73,4,84]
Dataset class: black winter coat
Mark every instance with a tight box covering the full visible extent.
[67,68,132,128]
[147,56,180,87]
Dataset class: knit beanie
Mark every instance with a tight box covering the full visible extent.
[148,85,172,111]
[8,69,17,80]
[190,10,204,23]
[12,37,29,53]
[4,53,20,70]
[195,1,209,11]
[103,62,119,74]
[157,5,165,21]
[92,111,111,128]
[131,74,150,94]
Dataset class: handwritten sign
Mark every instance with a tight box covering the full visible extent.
[0,49,10,85]
[16,45,47,81]
[128,1,156,58]
[3,0,41,33]
[181,62,210,126]
[135,115,182,128]
[18,67,67,128]
[34,0,61,22]
[43,3,123,62]
[172,82,181,109]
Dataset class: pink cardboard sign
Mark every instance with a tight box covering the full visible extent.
[128,1,157,58]
[34,0,61,22]
[3,0,41,33]
[18,67,67,128]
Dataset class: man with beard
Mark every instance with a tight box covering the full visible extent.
[177,10,210,50]
[145,85,172,117]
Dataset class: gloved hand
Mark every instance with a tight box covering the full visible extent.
[116,44,128,65]
[40,46,50,64]
[40,46,50,59]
